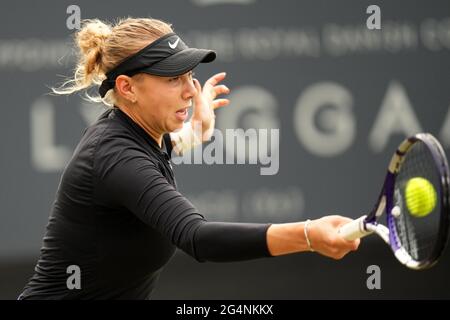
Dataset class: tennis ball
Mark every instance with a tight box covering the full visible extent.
[405,177,437,218]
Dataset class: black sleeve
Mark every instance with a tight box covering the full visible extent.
[95,141,272,262]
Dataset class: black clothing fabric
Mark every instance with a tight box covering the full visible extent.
[20,107,271,299]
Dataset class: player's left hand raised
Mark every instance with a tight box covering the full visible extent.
[191,72,230,141]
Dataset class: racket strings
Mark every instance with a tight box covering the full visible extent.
[394,141,441,262]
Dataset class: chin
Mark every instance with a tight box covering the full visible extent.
[170,121,185,132]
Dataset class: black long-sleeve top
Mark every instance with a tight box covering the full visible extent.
[19,107,271,299]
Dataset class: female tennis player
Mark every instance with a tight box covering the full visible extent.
[19,17,360,299]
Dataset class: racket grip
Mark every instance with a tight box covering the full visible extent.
[338,216,373,240]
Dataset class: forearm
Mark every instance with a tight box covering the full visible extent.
[266,222,311,256]
[193,221,272,262]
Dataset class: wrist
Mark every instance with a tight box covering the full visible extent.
[266,222,315,256]
[191,117,214,141]
[171,121,202,155]
[303,219,315,252]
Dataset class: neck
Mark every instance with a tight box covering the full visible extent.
[117,105,163,148]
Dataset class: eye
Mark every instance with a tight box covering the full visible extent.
[169,76,180,82]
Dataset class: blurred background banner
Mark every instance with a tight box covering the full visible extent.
[1,0,449,299]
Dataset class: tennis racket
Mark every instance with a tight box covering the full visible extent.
[338,133,450,270]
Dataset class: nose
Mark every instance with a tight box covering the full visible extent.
[182,77,197,100]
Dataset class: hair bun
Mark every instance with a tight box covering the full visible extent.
[77,19,112,56]
[52,17,173,106]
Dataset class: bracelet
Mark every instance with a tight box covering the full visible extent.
[304,219,314,252]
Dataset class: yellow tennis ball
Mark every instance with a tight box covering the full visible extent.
[405,177,437,218]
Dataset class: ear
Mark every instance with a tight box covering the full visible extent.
[115,75,137,102]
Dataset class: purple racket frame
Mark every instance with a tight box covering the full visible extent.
[339,133,450,270]
[365,133,450,269]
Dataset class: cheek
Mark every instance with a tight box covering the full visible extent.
[141,93,173,124]
[138,88,161,113]
[137,83,180,122]
[155,91,180,115]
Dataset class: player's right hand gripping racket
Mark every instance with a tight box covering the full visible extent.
[338,133,450,270]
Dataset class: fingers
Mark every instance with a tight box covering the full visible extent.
[205,72,227,87]
[194,76,230,103]
[330,240,359,259]
[351,238,361,251]
[333,216,361,250]
[336,225,361,250]
[312,215,361,259]
[214,84,230,97]
[341,237,360,252]
[327,215,356,228]
[212,99,230,110]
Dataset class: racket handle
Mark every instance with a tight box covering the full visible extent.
[338,216,373,240]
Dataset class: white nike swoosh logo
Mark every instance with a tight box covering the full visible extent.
[168,38,180,49]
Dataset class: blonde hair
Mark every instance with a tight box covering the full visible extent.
[53,17,173,106]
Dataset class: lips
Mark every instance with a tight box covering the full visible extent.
[175,107,189,122]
